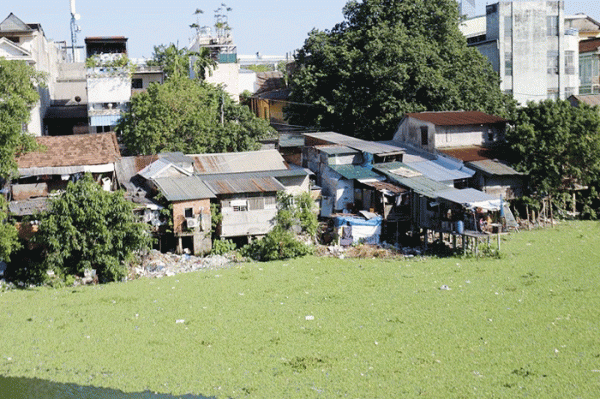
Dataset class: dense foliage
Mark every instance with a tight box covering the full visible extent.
[287,0,514,140]
[35,174,151,282]
[0,58,42,261]
[242,193,317,261]
[0,197,20,263]
[0,58,41,178]
[147,44,215,81]
[117,76,275,155]
[505,100,600,213]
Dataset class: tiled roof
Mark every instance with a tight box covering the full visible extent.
[405,111,506,126]
[580,37,600,53]
[16,133,120,169]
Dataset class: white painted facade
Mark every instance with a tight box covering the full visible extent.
[465,1,579,104]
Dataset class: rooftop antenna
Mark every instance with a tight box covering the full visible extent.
[70,0,81,62]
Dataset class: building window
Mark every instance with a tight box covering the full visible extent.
[132,78,143,89]
[420,126,428,146]
[231,199,248,212]
[547,51,559,75]
[487,129,495,142]
[184,207,194,218]
[565,51,575,75]
[505,52,513,76]
[546,16,559,36]
[504,16,512,38]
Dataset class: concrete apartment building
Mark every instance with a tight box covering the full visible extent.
[461,1,579,104]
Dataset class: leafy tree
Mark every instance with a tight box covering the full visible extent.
[0,58,42,261]
[286,0,514,140]
[147,44,215,81]
[35,174,151,282]
[0,58,42,178]
[117,76,275,155]
[505,99,600,204]
[0,197,20,263]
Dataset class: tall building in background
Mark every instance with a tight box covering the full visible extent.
[461,1,579,105]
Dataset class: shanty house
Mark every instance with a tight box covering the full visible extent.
[152,176,215,255]
[10,133,121,217]
[394,111,507,152]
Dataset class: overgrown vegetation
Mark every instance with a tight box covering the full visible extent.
[117,75,274,155]
[0,222,598,398]
[287,0,515,139]
[505,99,600,218]
[241,192,317,261]
[33,174,151,283]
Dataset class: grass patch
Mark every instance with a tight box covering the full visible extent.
[0,221,599,397]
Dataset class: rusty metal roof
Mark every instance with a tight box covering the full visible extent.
[437,146,498,162]
[569,94,600,107]
[580,37,600,53]
[360,180,406,195]
[199,173,286,195]
[191,150,288,174]
[405,111,506,126]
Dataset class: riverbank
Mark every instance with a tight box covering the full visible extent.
[1,221,599,398]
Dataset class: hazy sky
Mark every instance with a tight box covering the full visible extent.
[4,0,600,59]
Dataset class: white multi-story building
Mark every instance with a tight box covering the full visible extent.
[461,1,579,104]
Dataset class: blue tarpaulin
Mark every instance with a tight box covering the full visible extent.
[333,215,383,227]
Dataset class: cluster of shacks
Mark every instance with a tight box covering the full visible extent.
[3,111,526,254]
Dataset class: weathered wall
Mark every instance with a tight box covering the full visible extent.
[172,198,211,235]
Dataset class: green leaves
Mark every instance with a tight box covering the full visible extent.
[35,174,151,282]
[506,100,600,198]
[117,76,274,155]
[287,0,512,140]
[0,58,42,179]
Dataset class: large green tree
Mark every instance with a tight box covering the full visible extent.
[117,76,274,155]
[35,174,151,282]
[0,58,42,262]
[505,100,600,199]
[286,0,513,140]
[0,58,41,178]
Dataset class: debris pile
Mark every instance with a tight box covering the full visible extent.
[132,250,234,279]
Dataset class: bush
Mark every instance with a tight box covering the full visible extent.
[211,238,236,255]
[34,174,151,283]
[241,228,313,262]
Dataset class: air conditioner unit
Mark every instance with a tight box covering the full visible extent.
[186,218,198,229]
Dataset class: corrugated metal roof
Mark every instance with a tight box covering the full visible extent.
[405,111,507,126]
[138,159,190,180]
[191,150,288,174]
[318,146,360,156]
[404,158,475,182]
[329,164,382,180]
[304,132,405,155]
[201,175,285,195]
[467,160,523,176]
[374,162,453,197]
[152,176,216,202]
[435,188,500,206]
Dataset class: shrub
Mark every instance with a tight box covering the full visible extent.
[241,228,313,262]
